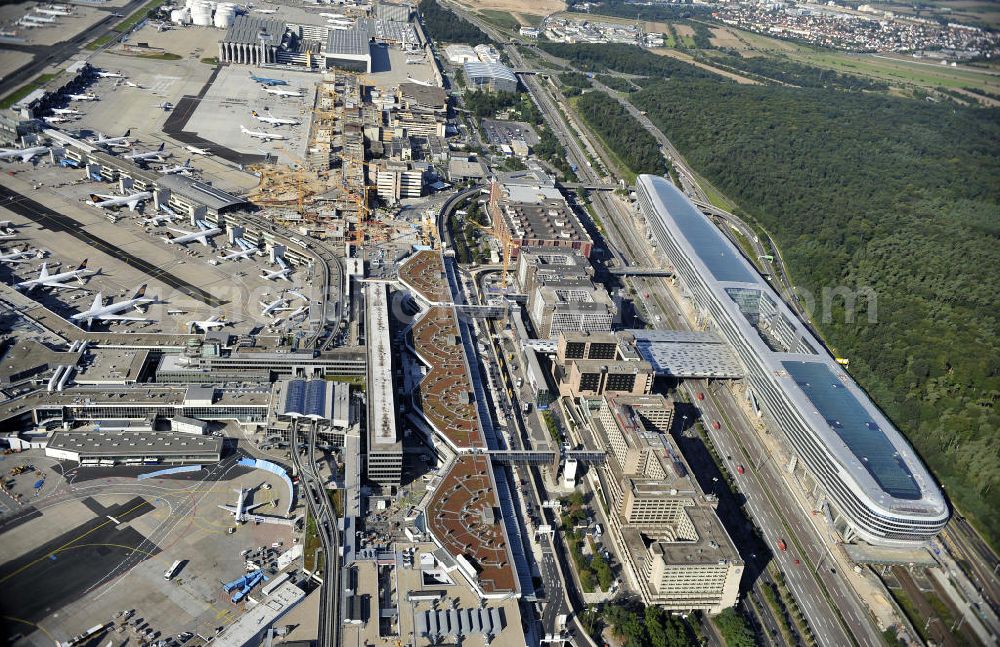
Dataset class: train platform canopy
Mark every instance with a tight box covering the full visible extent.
[627,329,743,379]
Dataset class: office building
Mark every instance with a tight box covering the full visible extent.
[590,392,742,613]
[516,246,594,296]
[529,276,615,339]
[635,174,948,545]
[554,332,653,398]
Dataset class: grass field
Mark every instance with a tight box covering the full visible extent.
[478,9,520,31]
[0,73,58,110]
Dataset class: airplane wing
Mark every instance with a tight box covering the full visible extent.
[88,293,103,312]
[126,197,143,212]
[40,280,87,290]
[218,505,238,513]
[20,151,38,163]
[94,314,149,322]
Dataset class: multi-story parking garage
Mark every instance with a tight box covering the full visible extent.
[635,174,949,546]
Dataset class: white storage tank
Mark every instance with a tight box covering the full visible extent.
[213,3,235,28]
[170,7,191,23]
[191,1,213,26]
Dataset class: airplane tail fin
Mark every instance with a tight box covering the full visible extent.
[252,110,259,117]
[133,284,147,299]
[158,142,165,151]
[122,129,131,138]
[77,259,88,271]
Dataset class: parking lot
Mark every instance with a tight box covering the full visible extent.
[481,118,540,147]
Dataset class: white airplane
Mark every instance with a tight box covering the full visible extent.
[96,70,126,79]
[261,267,292,282]
[158,158,192,175]
[143,213,178,226]
[43,116,76,124]
[252,8,277,13]
[251,110,299,126]
[24,14,56,22]
[186,145,211,156]
[87,191,151,212]
[16,259,90,290]
[67,93,98,101]
[0,146,49,163]
[218,248,254,262]
[0,248,34,264]
[262,87,303,98]
[124,142,166,163]
[240,125,286,142]
[70,285,154,328]
[162,223,222,247]
[187,314,227,333]
[123,80,144,88]
[286,305,307,319]
[92,129,131,148]
[407,75,434,87]
[36,7,71,16]
[260,297,287,317]
[51,107,81,115]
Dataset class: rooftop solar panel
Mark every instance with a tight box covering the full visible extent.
[650,180,757,284]
[783,361,921,500]
[304,379,327,418]
[285,380,306,416]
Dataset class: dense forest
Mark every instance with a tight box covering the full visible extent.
[574,91,666,177]
[627,79,1000,542]
[702,51,889,91]
[417,0,489,46]
[538,42,716,81]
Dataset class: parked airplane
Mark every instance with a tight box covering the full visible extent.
[158,158,192,175]
[51,107,81,115]
[262,87,303,98]
[66,93,98,101]
[36,7,72,16]
[218,248,255,261]
[261,267,292,282]
[125,142,167,163]
[142,213,178,226]
[153,101,173,111]
[0,248,34,264]
[248,72,287,86]
[123,80,144,88]
[162,223,222,247]
[260,297,287,317]
[250,110,299,126]
[187,314,227,333]
[87,191,151,211]
[286,305,307,320]
[251,8,277,13]
[24,14,56,23]
[96,70,126,79]
[240,125,286,142]
[185,145,211,156]
[42,116,74,125]
[70,285,154,328]
[92,129,131,148]
[16,259,90,290]
[0,146,49,163]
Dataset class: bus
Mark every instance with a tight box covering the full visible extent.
[164,559,182,580]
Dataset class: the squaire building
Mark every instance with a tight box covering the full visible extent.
[635,174,948,546]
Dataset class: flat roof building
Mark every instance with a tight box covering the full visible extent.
[324,28,373,72]
[46,430,223,465]
[529,276,616,340]
[635,174,948,546]
[554,332,653,399]
[366,282,402,490]
[488,170,593,260]
[590,392,742,613]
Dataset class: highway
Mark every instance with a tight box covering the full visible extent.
[459,24,882,645]
[289,421,340,647]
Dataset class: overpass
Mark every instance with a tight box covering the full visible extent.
[486,449,607,465]
[608,266,674,277]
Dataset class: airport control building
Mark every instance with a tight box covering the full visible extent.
[635,174,949,546]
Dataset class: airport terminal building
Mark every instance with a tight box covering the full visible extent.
[635,174,949,546]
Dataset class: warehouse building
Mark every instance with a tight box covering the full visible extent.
[323,28,373,72]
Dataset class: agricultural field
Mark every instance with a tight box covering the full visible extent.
[454,0,565,18]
